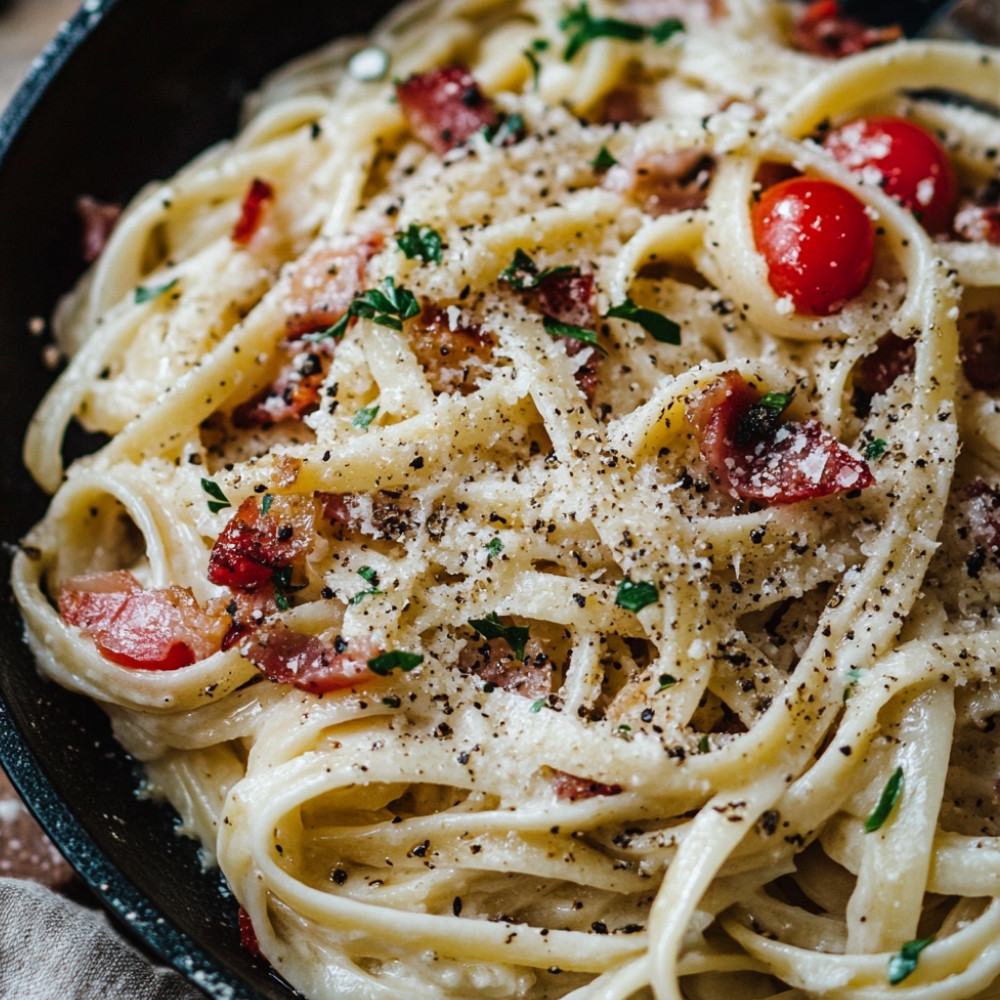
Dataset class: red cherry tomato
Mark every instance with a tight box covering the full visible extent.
[751,177,875,315]
[823,116,957,234]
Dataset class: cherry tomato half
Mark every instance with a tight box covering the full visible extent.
[751,177,875,315]
[823,115,957,234]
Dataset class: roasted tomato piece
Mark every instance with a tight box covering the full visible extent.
[751,177,874,315]
[283,237,381,338]
[954,182,1000,245]
[458,636,551,698]
[792,0,901,58]
[408,304,496,395]
[851,332,915,415]
[396,65,499,154]
[687,370,874,503]
[58,570,228,669]
[232,349,329,428]
[231,178,275,246]
[237,907,261,957]
[823,117,957,234]
[551,770,623,801]
[208,494,319,591]
[243,624,375,693]
[605,150,714,215]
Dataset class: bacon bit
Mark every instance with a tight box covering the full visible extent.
[597,88,648,126]
[232,349,329,427]
[551,770,623,801]
[605,150,714,216]
[58,570,228,669]
[687,370,874,504]
[231,178,275,247]
[792,1,901,58]
[283,237,381,339]
[458,637,551,698]
[207,494,318,591]
[243,624,375,693]
[965,479,1000,556]
[408,304,496,395]
[960,311,1000,391]
[851,333,915,416]
[317,491,418,540]
[396,65,500,155]
[75,194,122,263]
[238,906,262,957]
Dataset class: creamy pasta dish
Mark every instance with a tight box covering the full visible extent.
[14,0,1000,996]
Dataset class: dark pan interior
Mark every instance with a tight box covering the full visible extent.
[0,0,399,996]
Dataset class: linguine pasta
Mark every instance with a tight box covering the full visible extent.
[13,0,1000,997]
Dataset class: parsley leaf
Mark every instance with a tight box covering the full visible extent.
[352,404,380,430]
[888,936,934,985]
[260,493,274,516]
[358,566,379,584]
[530,698,546,713]
[350,566,383,605]
[200,478,232,514]
[368,650,424,675]
[271,566,306,611]
[559,3,684,61]
[483,112,526,146]
[657,673,677,691]
[397,224,443,264]
[865,438,887,461]
[542,314,603,351]
[468,612,530,659]
[485,537,504,558]
[865,766,903,832]
[134,278,178,304]
[590,145,618,173]
[735,388,795,446]
[499,248,573,290]
[326,276,421,339]
[698,735,710,753]
[615,577,659,612]
[605,297,680,344]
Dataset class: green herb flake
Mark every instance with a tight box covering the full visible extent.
[616,723,632,741]
[615,577,659,612]
[559,3,684,61]
[590,145,618,173]
[200,478,232,514]
[368,650,423,675]
[468,612,530,660]
[735,388,795,446]
[485,537,504,558]
[758,390,795,414]
[350,566,383,605]
[523,49,543,90]
[530,698,546,713]
[397,224,443,264]
[888,936,934,985]
[381,695,402,708]
[865,766,903,833]
[134,278,178,304]
[499,249,573,290]
[328,276,421,339]
[542,314,603,351]
[657,673,677,691]
[698,735,710,753]
[605,297,680,345]
[260,493,274,516]
[352,405,380,430]
[866,438,888,461]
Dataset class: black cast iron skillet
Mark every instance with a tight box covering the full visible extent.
[0,0,970,997]
[0,2,400,997]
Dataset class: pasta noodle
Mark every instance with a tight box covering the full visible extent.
[14,0,1000,997]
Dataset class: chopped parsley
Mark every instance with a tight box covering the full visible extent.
[485,537,504,558]
[321,276,421,340]
[559,3,684,61]
[698,735,710,753]
[260,493,274,516]
[468,612,529,659]
[542,314,602,351]
[272,566,305,611]
[530,698,547,713]
[865,438,888,460]
[735,389,794,446]
[865,766,903,832]
[888,936,934,985]
[381,695,402,708]
[368,650,424,675]
[200,478,232,514]
[483,112,526,146]
[352,404,380,430]
[397,224,443,264]
[657,673,677,691]
[590,145,618,173]
[523,39,549,90]
[350,566,383,605]
[134,277,178,304]
[615,577,659,612]
[616,723,632,741]
[499,248,573,290]
[605,297,680,344]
